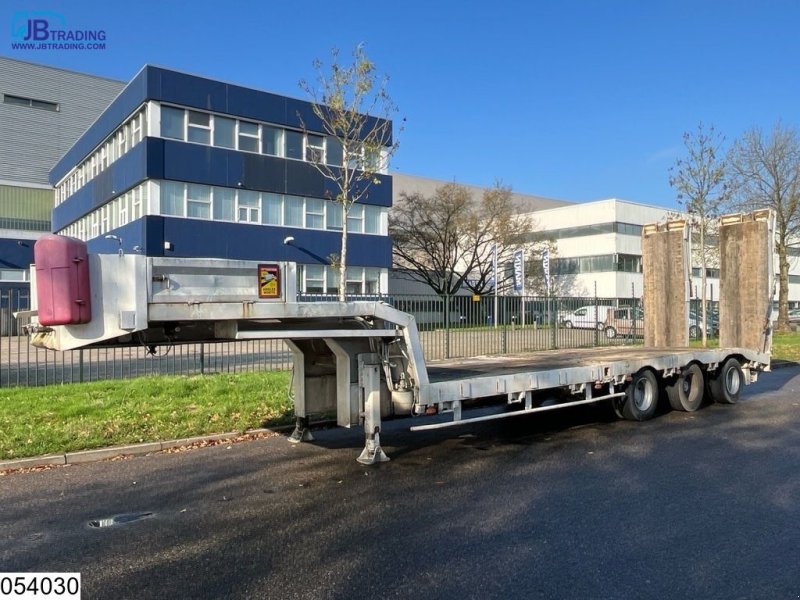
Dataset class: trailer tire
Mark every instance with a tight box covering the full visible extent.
[605,326,617,339]
[622,369,659,421]
[596,321,606,331]
[666,363,704,412]
[611,397,625,419]
[708,358,743,404]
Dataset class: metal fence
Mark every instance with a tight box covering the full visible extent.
[0,288,719,387]
[1,289,292,388]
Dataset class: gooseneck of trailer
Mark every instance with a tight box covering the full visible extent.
[20,211,775,464]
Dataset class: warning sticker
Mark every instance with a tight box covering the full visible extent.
[258,264,281,299]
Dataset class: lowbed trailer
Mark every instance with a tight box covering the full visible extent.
[21,211,775,464]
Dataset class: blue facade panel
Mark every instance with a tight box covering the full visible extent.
[85,215,161,256]
[86,216,391,269]
[160,140,391,205]
[159,218,391,267]
[0,238,35,269]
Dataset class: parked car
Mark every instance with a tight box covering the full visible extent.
[559,305,616,331]
[604,307,644,339]
[788,308,800,324]
[688,309,719,338]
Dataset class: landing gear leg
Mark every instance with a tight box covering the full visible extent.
[288,416,314,444]
[357,353,390,465]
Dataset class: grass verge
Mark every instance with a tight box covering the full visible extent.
[771,331,800,362]
[689,331,800,362]
[0,371,292,461]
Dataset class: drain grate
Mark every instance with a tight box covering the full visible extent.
[88,512,154,528]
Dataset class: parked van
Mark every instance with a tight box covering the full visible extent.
[559,305,616,330]
[604,307,644,339]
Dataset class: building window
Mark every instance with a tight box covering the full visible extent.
[305,134,325,163]
[616,254,642,273]
[131,111,145,145]
[262,126,283,157]
[616,223,643,236]
[297,265,384,296]
[214,116,236,149]
[238,121,260,152]
[213,187,235,221]
[3,94,59,112]
[305,265,325,294]
[326,268,340,295]
[237,190,260,223]
[187,111,211,145]
[285,130,303,160]
[187,184,211,219]
[262,193,282,225]
[365,205,381,234]
[162,106,185,140]
[326,137,343,167]
[365,268,381,294]
[162,181,185,216]
[326,201,343,231]
[305,197,324,229]
[347,204,364,233]
[284,195,303,227]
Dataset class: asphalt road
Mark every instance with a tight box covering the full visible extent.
[1,367,799,600]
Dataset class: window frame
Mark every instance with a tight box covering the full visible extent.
[237,120,260,153]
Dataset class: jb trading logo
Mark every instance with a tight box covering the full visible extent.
[10,11,107,50]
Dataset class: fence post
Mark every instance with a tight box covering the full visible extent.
[200,342,205,375]
[593,281,599,347]
[550,294,557,350]
[502,298,508,355]
[444,292,451,360]
[79,349,84,383]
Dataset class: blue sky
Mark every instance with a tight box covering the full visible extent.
[3,0,799,207]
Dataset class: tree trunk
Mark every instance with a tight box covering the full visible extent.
[700,223,707,347]
[339,202,347,302]
[777,241,790,331]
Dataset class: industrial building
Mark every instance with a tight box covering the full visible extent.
[0,56,123,290]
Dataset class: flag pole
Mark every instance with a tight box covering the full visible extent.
[493,243,498,329]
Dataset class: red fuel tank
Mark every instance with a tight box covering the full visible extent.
[34,234,92,326]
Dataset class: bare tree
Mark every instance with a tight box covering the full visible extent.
[460,183,532,295]
[300,45,399,301]
[727,123,800,330]
[669,123,729,346]
[389,182,531,298]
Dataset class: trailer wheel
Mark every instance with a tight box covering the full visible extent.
[622,369,659,421]
[611,397,625,419]
[666,363,704,412]
[708,358,743,404]
[596,321,606,331]
[605,326,617,339]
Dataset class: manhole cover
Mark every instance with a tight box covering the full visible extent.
[88,512,154,528]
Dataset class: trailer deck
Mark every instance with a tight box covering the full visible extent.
[425,346,766,383]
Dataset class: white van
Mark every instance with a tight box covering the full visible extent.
[559,305,616,330]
